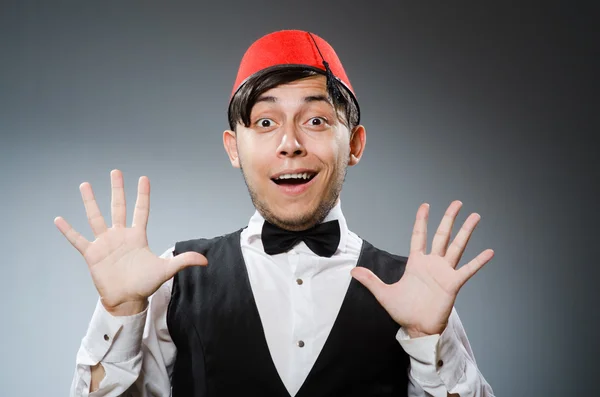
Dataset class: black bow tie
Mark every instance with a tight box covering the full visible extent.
[261,219,341,258]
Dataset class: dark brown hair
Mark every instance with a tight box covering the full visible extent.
[227,65,360,132]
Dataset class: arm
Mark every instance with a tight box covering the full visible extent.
[130,270,177,394]
[70,299,147,396]
[399,308,494,397]
[70,250,177,397]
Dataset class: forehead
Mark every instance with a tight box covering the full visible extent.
[256,75,330,105]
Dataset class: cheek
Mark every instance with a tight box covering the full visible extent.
[321,140,349,168]
[239,145,269,180]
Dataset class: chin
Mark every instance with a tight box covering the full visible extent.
[264,200,330,231]
[273,207,314,226]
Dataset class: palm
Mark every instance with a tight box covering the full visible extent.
[83,227,161,308]
[55,170,207,314]
[352,201,494,337]
[382,254,461,336]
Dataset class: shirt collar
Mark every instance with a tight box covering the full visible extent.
[246,201,349,254]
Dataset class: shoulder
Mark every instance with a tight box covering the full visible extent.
[356,238,409,283]
[359,237,409,265]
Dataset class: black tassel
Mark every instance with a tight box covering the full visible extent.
[308,33,342,107]
[322,60,343,106]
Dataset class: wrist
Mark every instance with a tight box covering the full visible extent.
[102,299,148,317]
[403,324,446,339]
[404,328,433,339]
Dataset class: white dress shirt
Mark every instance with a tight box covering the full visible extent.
[70,202,494,396]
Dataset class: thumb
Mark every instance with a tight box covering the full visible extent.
[165,252,208,278]
[351,267,388,301]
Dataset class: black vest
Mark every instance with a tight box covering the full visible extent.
[167,230,410,397]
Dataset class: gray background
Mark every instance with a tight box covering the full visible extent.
[1,2,597,396]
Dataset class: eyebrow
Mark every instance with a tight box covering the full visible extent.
[255,94,332,105]
[304,94,331,104]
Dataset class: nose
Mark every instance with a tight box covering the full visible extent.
[276,122,306,158]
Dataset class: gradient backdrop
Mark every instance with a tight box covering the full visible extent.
[1,2,597,396]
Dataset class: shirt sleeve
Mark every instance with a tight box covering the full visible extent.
[397,307,495,397]
[70,248,177,397]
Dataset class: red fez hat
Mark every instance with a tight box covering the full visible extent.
[230,30,359,123]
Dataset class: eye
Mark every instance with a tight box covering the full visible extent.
[256,118,275,128]
[307,117,327,126]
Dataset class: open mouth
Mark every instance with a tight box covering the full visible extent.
[271,171,317,186]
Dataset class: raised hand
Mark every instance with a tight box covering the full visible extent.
[351,200,494,338]
[55,170,207,316]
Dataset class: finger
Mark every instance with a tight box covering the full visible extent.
[132,176,150,229]
[410,203,429,254]
[457,249,495,287]
[431,200,462,256]
[164,252,208,279]
[111,169,127,228]
[54,216,91,255]
[445,213,481,267]
[350,267,389,302]
[80,182,108,237]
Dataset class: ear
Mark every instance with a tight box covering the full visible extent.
[348,125,366,166]
[223,129,240,168]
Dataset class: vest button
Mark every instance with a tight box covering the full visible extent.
[296,278,303,285]
[297,340,305,348]
[103,334,110,341]
[437,360,443,367]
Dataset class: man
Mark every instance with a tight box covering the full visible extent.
[58,30,495,396]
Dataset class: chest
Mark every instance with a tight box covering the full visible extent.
[167,232,411,397]
[243,243,356,394]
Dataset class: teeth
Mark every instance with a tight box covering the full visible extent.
[276,172,314,180]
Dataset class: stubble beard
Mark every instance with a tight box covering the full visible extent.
[239,160,348,231]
